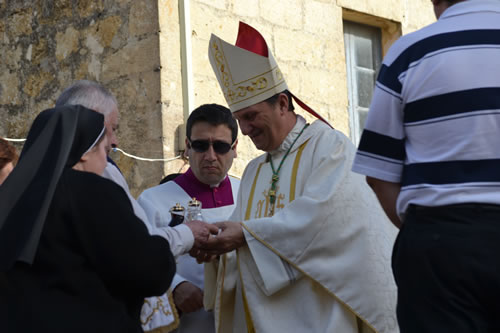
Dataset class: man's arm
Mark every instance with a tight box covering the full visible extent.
[366,176,402,228]
[104,162,218,256]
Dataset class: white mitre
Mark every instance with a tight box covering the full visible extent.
[208,22,288,113]
[208,22,332,128]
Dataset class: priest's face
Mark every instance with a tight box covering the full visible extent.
[186,122,237,186]
[103,105,119,154]
[234,97,288,152]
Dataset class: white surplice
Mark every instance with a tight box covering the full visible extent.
[102,162,194,258]
[205,116,399,333]
[138,178,239,333]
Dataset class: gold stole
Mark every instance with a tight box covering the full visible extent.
[239,140,309,333]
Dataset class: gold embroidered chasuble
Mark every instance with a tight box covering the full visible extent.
[205,117,399,333]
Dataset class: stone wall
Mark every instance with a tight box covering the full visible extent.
[184,0,435,178]
[1,0,435,196]
[157,0,187,184]
[0,0,164,197]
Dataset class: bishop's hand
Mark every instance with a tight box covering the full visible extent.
[190,221,245,262]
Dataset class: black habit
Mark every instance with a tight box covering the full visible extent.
[0,106,176,332]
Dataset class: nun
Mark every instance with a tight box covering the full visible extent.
[0,105,175,332]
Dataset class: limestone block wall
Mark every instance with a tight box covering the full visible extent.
[0,0,164,197]
[1,0,435,196]
[157,0,188,184]
[185,0,435,178]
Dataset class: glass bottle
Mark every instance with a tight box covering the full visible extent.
[185,197,204,222]
[168,203,185,227]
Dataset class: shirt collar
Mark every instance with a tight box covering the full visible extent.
[174,168,234,208]
[269,115,307,156]
[440,0,500,20]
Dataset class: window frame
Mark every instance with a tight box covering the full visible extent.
[343,20,383,145]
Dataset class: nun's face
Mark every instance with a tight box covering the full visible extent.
[0,162,14,185]
[80,136,109,176]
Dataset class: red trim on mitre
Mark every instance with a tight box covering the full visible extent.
[234,22,333,129]
[235,22,268,57]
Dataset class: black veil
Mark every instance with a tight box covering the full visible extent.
[0,105,105,271]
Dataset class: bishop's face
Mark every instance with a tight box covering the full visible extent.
[233,100,284,152]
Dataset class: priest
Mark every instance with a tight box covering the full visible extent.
[196,22,400,333]
[138,104,240,333]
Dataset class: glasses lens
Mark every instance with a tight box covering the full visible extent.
[191,140,210,152]
[190,140,232,154]
[212,141,232,154]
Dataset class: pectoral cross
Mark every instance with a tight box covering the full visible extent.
[269,174,279,205]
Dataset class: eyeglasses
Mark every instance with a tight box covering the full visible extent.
[187,139,235,154]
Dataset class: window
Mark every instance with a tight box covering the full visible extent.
[343,21,382,145]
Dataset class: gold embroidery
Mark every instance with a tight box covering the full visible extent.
[256,187,285,218]
[245,138,307,220]
[211,40,286,106]
[255,190,269,219]
[212,42,231,89]
[290,140,310,202]
[217,255,227,333]
[276,193,285,210]
[235,77,268,98]
[141,297,172,324]
[263,189,271,217]
[255,197,264,219]
[141,291,180,332]
[245,162,265,221]
[236,252,256,333]
[275,68,283,81]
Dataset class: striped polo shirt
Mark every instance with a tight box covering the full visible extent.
[352,0,500,216]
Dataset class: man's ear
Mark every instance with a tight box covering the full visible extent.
[278,93,289,114]
[232,139,238,158]
[183,137,190,158]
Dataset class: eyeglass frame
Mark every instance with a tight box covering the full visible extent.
[186,138,237,155]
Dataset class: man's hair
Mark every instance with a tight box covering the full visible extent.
[0,138,18,169]
[186,104,238,143]
[55,80,118,116]
[264,89,295,112]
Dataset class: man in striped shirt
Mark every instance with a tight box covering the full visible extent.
[352,0,500,331]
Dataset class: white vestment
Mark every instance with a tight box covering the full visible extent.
[102,162,194,258]
[138,178,239,333]
[205,116,399,333]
